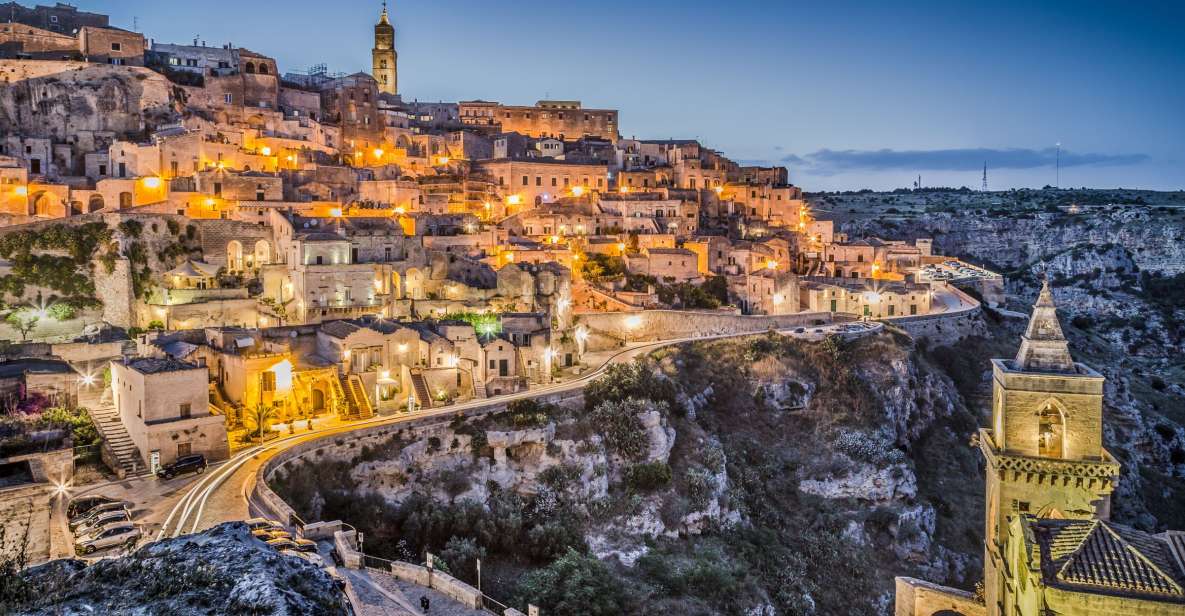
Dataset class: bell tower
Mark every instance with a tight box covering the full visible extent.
[979,279,1120,615]
[372,2,397,96]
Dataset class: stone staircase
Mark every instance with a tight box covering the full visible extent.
[472,376,487,400]
[338,374,373,421]
[86,405,149,478]
[409,371,433,410]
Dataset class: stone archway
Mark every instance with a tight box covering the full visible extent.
[404,268,425,300]
[227,240,244,272]
[30,191,51,217]
[390,270,403,300]
[88,194,105,212]
[311,388,325,412]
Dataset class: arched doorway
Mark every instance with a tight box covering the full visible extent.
[88,194,105,212]
[30,192,51,217]
[119,192,132,208]
[311,388,325,412]
[227,240,244,272]
[390,271,403,300]
[404,268,424,300]
[254,240,271,267]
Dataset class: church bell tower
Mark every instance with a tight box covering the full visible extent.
[372,2,397,96]
[978,279,1120,615]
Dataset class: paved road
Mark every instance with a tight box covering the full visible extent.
[57,319,878,563]
[154,323,871,540]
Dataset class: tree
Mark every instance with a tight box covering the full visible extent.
[245,403,278,443]
[514,549,632,616]
[4,311,38,342]
[440,536,485,586]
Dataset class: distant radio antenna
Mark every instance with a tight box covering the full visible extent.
[982,161,988,192]
[1055,142,1061,189]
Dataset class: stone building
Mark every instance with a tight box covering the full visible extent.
[895,283,1185,616]
[0,2,108,34]
[477,158,610,210]
[459,100,619,143]
[371,3,397,96]
[109,356,229,470]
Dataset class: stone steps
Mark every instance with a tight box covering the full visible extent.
[86,406,149,477]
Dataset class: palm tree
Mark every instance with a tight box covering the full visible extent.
[245,403,278,444]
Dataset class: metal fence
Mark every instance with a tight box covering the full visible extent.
[73,443,101,465]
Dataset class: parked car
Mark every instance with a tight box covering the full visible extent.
[252,528,292,541]
[69,501,129,531]
[75,509,131,538]
[75,522,140,555]
[245,518,283,532]
[67,495,119,519]
[266,537,299,551]
[156,454,207,479]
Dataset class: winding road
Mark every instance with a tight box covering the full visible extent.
[152,322,868,539]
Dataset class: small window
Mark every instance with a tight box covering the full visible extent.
[179,403,192,418]
[111,42,122,52]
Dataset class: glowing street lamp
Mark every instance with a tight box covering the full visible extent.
[766,259,778,270]
[142,176,162,189]
[14,185,28,197]
[571,186,585,197]
[506,194,522,206]
[373,148,384,159]
[260,146,272,156]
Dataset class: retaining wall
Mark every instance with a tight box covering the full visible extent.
[577,309,844,351]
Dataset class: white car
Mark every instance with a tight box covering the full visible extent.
[74,509,130,537]
[69,501,129,531]
[75,521,140,555]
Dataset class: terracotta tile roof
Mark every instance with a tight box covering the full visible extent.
[1032,518,1185,601]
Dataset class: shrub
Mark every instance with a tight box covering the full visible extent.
[584,361,679,414]
[624,462,672,492]
[440,536,485,585]
[514,549,632,616]
[588,398,655,461]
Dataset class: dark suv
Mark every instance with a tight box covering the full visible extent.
[156,454,207,479]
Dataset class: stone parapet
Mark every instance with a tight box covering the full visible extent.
[979,429,1120,488]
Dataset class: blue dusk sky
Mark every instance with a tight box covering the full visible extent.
[71,0,1185,192]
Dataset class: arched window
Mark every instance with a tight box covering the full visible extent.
[119,192,132,208]
[258,63,269,75]
[244,62,256,74]
[1038,402,1066,458]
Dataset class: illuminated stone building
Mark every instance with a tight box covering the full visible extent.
[895,282,1185,616]
[372,3,397,96]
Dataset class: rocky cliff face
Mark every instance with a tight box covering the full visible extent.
[0,62,177,141]
[833,190,1185,535]
[273,332,982,615]
[7,522,348,616]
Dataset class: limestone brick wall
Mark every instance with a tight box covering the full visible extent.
[93,256,134,328]
[895,577,985,616]
[145,414,229,467]
[4,446,74,485]
[576,309,843,351]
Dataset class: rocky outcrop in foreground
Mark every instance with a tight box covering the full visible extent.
[8,523,347,616]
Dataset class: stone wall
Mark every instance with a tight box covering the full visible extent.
[576,309,842,351]
[93,256,134,328]
[2,445,73,485]
[894,576,985,616]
